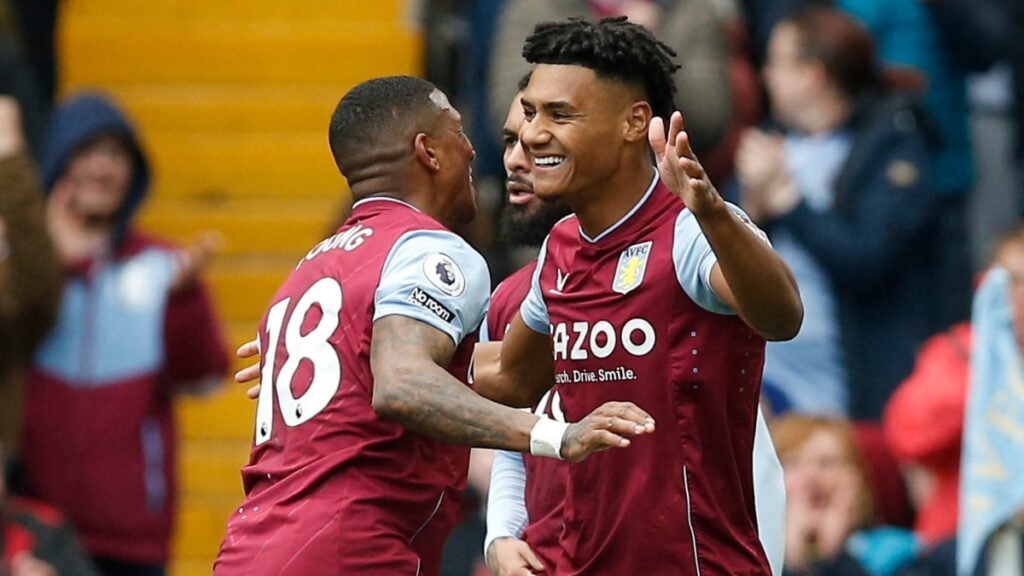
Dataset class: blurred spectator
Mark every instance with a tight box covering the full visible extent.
[737,0,822,68]
[736,6,936,419]
[836,0,975,331]
[774,415,874,576]
[883,324,970,548]
[20,93,229,576]
[885,228,1024,552]
[489,0,733,157]
[1,442,99,576]
[774,415,918,576]
[886,226,1024,576]
[0,96,60,461]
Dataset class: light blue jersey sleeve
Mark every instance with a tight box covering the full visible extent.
[518,235,551,334]
[673,202,770,315]
[374,229,491,345]
[484,449,529,559]
[478,313,491,344]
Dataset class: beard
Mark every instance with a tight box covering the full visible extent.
[498,197,571,248]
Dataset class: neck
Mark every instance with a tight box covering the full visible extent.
[351,171,451,226]
[794,91,852,135]
[574,153,655,239]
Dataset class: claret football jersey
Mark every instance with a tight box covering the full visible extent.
[215,197,489,576]
[520,171,776,575]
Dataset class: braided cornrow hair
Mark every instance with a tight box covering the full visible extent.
[522,16,680,122]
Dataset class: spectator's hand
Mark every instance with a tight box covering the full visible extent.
[814,468,861,558]
[0,96,26,159]
[649,112,720,218]
[46,180,104,266]
[617,0,665,34]
[10,553,57,576]
[171,232,222,293]
[487,537,545,576]
[561,402,655,463]
[737,129,799,220]
[235,338,262,399]
[759,177,799,220]
[736,129,784,192]
[785,485,816,570]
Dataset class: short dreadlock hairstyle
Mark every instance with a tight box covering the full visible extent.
[522,16,680,122]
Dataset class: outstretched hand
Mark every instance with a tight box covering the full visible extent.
[648,112,720,217]
[171,232,222,293]
[561,401,656,463]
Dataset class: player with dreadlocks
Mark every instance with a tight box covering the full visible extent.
[473,16,802,574]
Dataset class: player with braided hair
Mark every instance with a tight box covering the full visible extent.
[522,16,679,122]
[473,16,801,575]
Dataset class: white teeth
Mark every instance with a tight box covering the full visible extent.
[535,156,565,167]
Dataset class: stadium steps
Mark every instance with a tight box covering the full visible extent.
[137,198,341,258]
[57,1,421,574]
[62,18,420,87]
[141,130,343,200]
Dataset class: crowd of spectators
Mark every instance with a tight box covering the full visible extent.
[2,0,1024,574]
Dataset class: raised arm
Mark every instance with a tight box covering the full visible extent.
[650,112,803,341]
[0,97,62,355]
[371,314,653,461]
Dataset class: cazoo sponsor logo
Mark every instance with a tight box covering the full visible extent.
[551,318,656,361]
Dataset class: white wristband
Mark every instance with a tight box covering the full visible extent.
[529,418,569,460]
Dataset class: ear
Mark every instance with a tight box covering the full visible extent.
[414,133,441,173]
[623,101,653,143]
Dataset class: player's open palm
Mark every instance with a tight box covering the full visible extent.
[561,401,655,463]
[648,111,719,216]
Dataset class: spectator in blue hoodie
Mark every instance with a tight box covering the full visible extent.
[19,93,229,576]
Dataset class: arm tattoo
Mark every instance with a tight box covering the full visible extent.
[370,316,535,451]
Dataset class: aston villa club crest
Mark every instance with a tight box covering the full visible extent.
[613,241,652,295]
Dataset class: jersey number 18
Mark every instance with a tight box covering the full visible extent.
[254,277,343,446]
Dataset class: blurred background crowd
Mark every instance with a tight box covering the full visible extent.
[1,0,1023,575]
